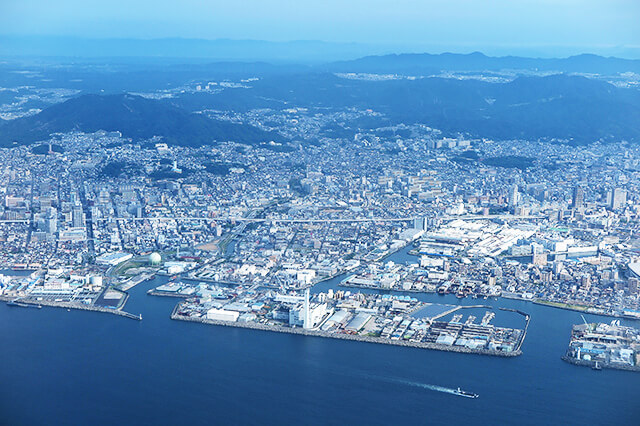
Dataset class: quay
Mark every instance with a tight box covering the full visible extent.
[170,303,522,357]
[147,288,192,298]
[561,355,640,373]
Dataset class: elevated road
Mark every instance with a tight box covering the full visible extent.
[0,214,543,225]
[85,214,542,223]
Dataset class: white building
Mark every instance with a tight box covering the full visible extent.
[206,308,239,322]
[96,252,133,266]
[289,303,327,328]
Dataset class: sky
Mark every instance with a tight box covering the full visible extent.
[1,0,639,57]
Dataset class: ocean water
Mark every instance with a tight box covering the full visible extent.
[1,262,639,425]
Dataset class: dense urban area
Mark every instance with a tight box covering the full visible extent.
[1,74,639,361]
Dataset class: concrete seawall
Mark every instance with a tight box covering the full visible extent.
[170,307,522,357]
[1,295,141,320]
[561,355,640,373]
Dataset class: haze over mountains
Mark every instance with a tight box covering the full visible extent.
[2,36,640,62]
[0,49,639,147]
[324,52,640,75]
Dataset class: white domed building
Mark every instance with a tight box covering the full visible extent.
[149,252,162,265]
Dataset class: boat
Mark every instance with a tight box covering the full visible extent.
[452,387,479,398]
[437,284,449,295]
[592,361,602,371]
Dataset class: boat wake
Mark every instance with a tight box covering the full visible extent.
[364,374,476,398]
[390,378,460,396]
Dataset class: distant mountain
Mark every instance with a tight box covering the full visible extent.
[173,72,640,143]
[324,52,640,75]
[2,36,639,66]
[0,94,284,147]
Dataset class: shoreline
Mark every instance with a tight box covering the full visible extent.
[532,299,636,320]
[0,294,141,320]
[339,283,639,322]
[340,282,437,294]
[561,355,640,373]
[170,303,522,358]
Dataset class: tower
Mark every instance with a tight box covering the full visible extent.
[303,287,311,329]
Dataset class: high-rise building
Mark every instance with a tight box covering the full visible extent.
[610,187,627,210]
[572,186,584,209]
[509,185,519,208]
[72,205,85,228]
[45,216,57,234]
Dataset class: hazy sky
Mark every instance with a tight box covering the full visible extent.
[1,0,638,54]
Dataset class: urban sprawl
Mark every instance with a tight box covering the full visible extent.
[1,85,640,363]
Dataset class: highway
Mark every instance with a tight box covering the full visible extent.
[0,214,543,225]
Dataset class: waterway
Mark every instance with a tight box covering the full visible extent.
[1,252,639,425]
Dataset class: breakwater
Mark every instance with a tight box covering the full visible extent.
[1,295,141,320]
[499,307,530,351]
[170,305,522,357]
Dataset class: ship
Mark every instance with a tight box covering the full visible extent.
[452,387,479,398]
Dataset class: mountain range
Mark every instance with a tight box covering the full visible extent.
[172,73,640,144]
[323,52,640,75]
[1,53,639,146]
[0,94,284,147]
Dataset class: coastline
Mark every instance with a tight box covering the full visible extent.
[340,282,437,294]
[532,299,630,320]
[0,294,141,320]
[561,355,640,373]
[170,303,522,357]
[337,284,637,322]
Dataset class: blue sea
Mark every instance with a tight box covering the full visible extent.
[1,254,639,425]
